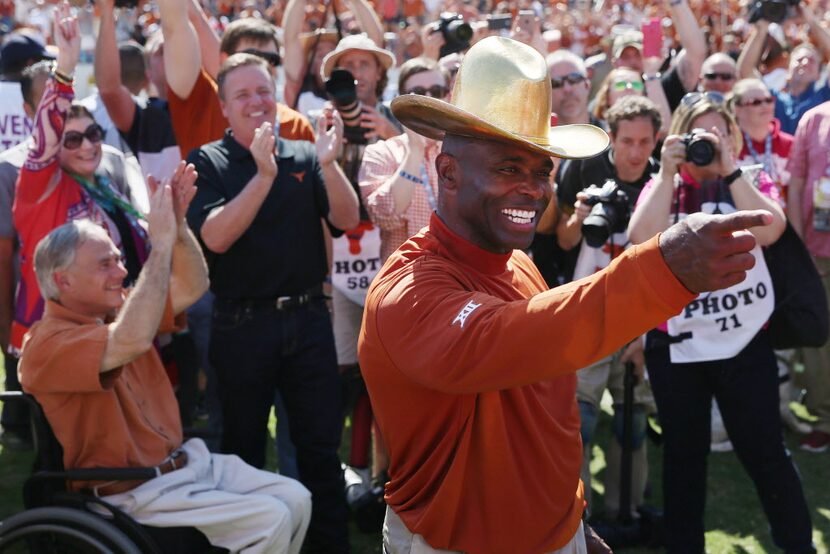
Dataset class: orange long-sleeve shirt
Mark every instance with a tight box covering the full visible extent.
[358,213,694,553]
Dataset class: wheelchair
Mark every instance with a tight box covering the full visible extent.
[0,391,227,553]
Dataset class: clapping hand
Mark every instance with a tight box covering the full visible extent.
[317,107,344,165]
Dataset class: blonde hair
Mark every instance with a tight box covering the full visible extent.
[669,95,743,156]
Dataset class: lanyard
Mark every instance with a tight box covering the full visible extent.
[743,131,774,180]
[419,163,437,211]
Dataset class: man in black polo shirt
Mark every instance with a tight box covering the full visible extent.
[186,53,359,553]
[555,95,661,521]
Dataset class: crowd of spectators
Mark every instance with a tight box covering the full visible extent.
[1,0,830,550]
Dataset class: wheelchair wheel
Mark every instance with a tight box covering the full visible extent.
[0,507,141,554]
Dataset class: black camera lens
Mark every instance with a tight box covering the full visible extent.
[683,133,716,166]
[580,181,632,248]
[436,13,472,57]
[324,69,370,145]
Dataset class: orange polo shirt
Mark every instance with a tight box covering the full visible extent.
[18,300,183,473]
[358,213,694,553]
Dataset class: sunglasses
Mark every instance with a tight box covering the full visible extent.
[703,72,735,81]
[63,124,104,150]
[550,72,587,89]
[681,91,725,108]
[612,79,645,91]
[405,85,450,98]
[242,48,281,67]
[738,96,775,107]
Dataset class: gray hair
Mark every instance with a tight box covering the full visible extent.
[34,220,106,301]
[546,49,587,75]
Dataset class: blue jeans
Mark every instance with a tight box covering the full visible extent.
[209,296,348,553]
[645,330,814,554]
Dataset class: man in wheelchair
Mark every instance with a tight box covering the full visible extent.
[15,165,311,553]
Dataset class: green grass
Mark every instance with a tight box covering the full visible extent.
[2,358,828,553]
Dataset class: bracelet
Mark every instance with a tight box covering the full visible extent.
[53,69,74,86]
[723,167,743,186]
[399,170,424,184]
[643,72,662,82]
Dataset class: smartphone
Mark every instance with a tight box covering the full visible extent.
[487,14,513,31]
[517,10,536,32]
[641,17,663,58]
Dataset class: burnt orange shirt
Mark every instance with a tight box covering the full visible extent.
[168,68,316,159]
[18,300,183,473]
[358,214,694,553]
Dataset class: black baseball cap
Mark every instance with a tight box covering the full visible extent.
[0,34,55,76]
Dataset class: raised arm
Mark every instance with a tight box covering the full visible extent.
[800,4,830,61]
[736,21,768,79]
[316,111,360,230]
[188,0,221,80]
[94,0,136,133]
[102,181,177,371]
[281,0,307,106]
[158,0,201,99]
[669,0,706,92]
[347,0,384,46]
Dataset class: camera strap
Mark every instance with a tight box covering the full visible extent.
[419,164,437,211]
[743,131,774,180]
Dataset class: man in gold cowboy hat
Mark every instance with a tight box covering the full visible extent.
[358,36,776,554]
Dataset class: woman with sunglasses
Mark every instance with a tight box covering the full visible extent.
[592,66,671,136]
[12,5,149,347]
[627,93,813,554]
[728,78,793,199]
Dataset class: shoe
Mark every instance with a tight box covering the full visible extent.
[799,430,830,453]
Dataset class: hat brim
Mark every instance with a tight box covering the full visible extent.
[321,46,395,80]
[391,94,609,160]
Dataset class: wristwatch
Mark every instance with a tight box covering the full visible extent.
[643,72,662,82]
[723,167,743,186]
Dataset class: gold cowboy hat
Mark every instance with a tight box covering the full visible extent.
[320,33,396,80]
[391,36,609,159]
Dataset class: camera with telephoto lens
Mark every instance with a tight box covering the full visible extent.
[682,130,716,166]
[432,13,473,57]
[747,0,798,24]
[324,69,370,145]
[581,180,632,248]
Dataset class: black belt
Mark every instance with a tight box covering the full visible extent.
[217,285,324,312]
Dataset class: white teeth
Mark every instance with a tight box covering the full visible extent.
[501,209,535,224]
[249,111,264,117]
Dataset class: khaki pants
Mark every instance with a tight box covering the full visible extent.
[382,507,587,554]
[800,255,830,433]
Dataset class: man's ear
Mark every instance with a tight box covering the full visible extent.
[53,270,71,293]
[436,152,458,195]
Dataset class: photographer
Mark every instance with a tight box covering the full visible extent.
[737,8,830,134]
[555,96,661,519]
[626,92,810,554]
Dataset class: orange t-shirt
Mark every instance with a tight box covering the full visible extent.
[18,299,183,474]
[168,69,316,159]
[358,214,694,553]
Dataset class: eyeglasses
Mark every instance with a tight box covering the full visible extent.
[404,85,450,98]
[63,124,104,150]
[612,79,645,91]
[703,72,735,81]
[242,48,281,67]
[738,96,775,107]
[550,72,587,89]
[680,91,725,108]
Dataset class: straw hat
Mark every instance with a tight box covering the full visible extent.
[391,36,609,160]
[320,33,395,80]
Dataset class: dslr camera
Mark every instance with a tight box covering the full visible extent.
[748,0,799,24]
[581,180,632,248]
[324,69,370,145]
[432,13,473,57]
[681,130,716,166]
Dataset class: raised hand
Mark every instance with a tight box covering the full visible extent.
[54,2,81,77]
[251,121,278,180]
[146,179,178,252]
[659,210,773,293]
[360,105,399,141]
[316,109,344,166]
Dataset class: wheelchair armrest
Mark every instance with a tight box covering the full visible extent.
[31,467,159,483]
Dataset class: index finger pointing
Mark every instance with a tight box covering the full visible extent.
[711,210,773,235]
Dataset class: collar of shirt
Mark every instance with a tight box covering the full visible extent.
[221,129,297,163]
[42,300,110,326]
[429,212,512,276]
